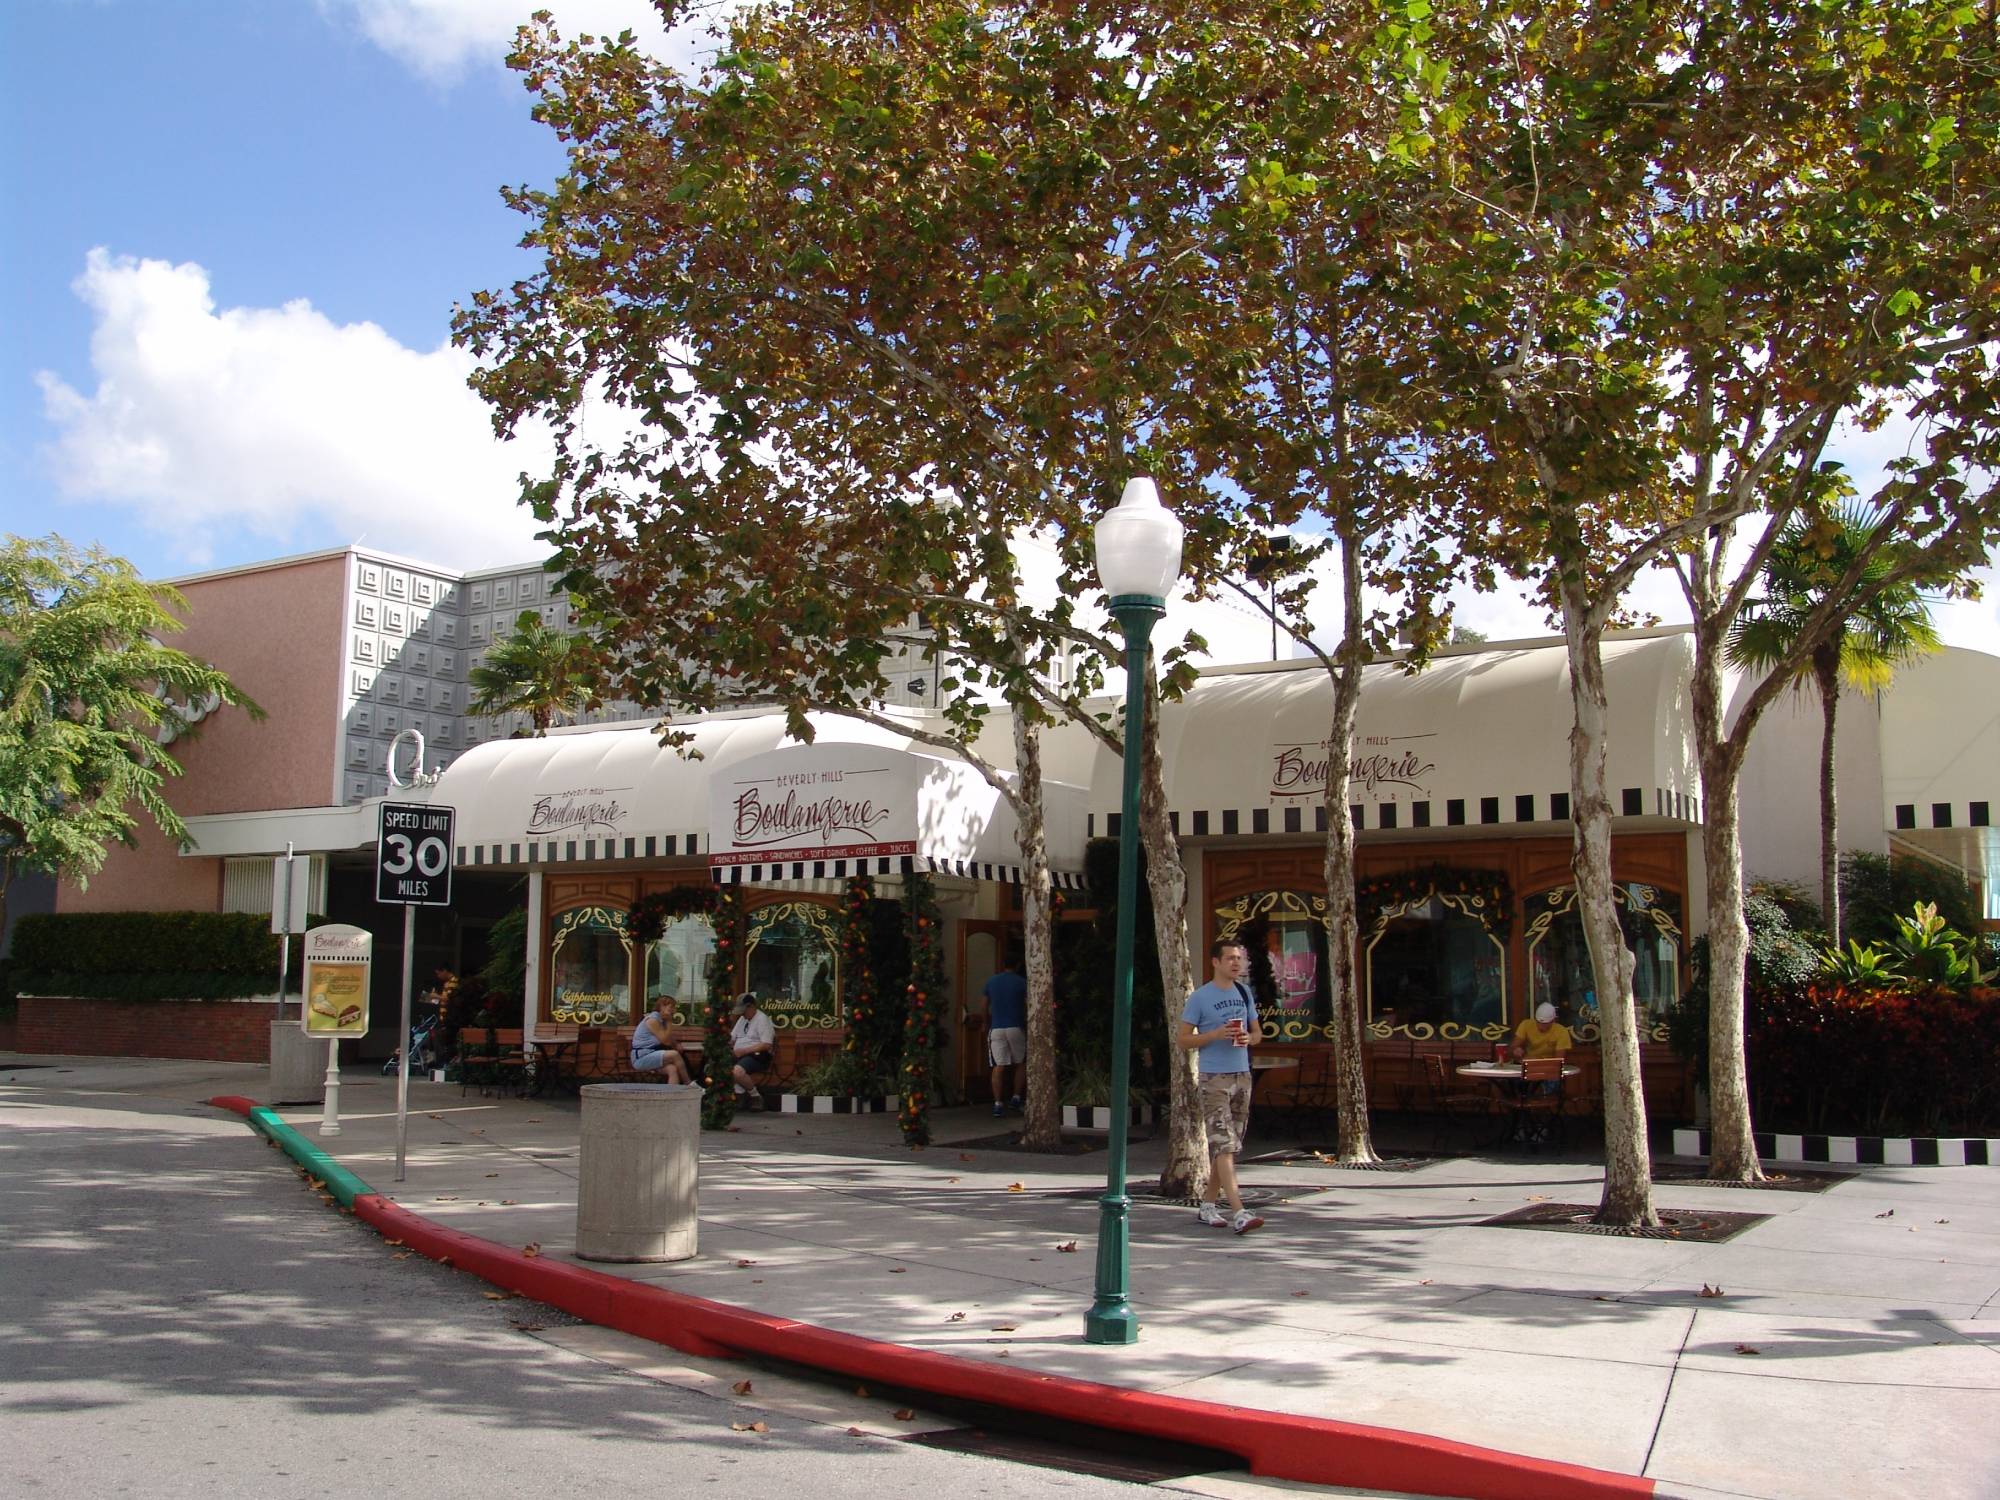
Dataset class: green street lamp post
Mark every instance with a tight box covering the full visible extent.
[1084,476,1184,1346]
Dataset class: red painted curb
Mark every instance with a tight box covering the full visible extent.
[355,1193,1651,1500]
[210,1094,1650,1499]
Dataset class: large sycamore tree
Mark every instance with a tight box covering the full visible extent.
[0,535,256,933]
[1388,0,2000,1210]
[457,3,1251,1182]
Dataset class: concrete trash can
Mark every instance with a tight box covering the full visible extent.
[575,1082,702,1262]
[268,1019,325,1105]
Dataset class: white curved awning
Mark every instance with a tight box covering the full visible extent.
[428,709,1086,885]
[1878,646,2000,908]
[1086,630,1702,836]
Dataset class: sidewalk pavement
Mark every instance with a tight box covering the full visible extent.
[9,1053,1999,1500]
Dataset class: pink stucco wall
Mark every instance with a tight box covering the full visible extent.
[59,552,349,914]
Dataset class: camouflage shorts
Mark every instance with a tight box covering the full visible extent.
[1198,1071,1254,1156]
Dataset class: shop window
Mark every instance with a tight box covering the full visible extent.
[744,902,841,1029]
[1524,883,1682,1042]
[549,906,634,1025]
[1214,890,1331,1041]
[646,915,719,1027]
[1365,893,1508,1042]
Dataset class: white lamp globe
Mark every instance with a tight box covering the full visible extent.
[1094,477,1185,601]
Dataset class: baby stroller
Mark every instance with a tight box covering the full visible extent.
[382,991,443,1076]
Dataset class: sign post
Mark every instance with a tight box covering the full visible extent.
[377,801,455,1182]
[302,924,374,1136]
[270,842,311,1019]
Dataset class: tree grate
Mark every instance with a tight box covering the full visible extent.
[1478,1202,1770,1242]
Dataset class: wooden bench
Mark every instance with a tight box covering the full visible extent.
[457,1026,528,1095]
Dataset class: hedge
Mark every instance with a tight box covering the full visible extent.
[1747,979,2000,1137]
[11,911,323,1002]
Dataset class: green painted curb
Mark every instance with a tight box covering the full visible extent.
[245,1105,373,1209]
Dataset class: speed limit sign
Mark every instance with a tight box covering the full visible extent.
[376,802,455,906]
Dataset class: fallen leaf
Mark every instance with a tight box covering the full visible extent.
[393,1251,413,1261]
[731,1380,753,1396]
[854,1386,869,1398]
[1056,1241,1079,1253]
[434,1196,459,1202]
[1734,1343,1761,1356]
[947,1177,961,1184]
[959,1154,975,1162]
[1526,1194,1549,1202]
[521,1243,542,1258]
[846,1427,867,1437]
[1936,1218,1951,1224]
[1418,1279,1433,1286]
[1699,1284,1725,1298]
[947,1312,967,1322]
[500,1199,519,1206]
[476,1202,488,1207]
[1291,1291,1309,1299]
[735,1259,758,1268]
[888,1267,907,1274]
[439,1257,453,1267]
[1875,1208,1895,1219]
[482,1291,513,1301]
[509,1319,545,1331]
[728,1421,758,1433]
[1592,1295,1612,1302]
[990,1323,1018,1332]
[384,1239,405,1247]
[485,1173,500,1179]
[527,1118,541,1123]
[893,1409,915,1422]
[996,1350,1011,1358]
[1007,1182,1026,1193]
[751,1279,763,1284]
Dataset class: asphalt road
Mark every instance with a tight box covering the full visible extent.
[0,1075,1221,1500]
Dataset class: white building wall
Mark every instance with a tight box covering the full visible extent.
[1732,678,1887,897]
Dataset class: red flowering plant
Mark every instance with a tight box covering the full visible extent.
[1746,977,2000,1137]
[899,871,944,1146]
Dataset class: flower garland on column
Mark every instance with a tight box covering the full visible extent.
[839,874,879,1065]
[699,886,745,1129]
[899,870,943,1147]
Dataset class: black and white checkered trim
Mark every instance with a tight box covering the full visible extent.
[456,832,705,866]
[714,855,1085,889]
[1892,800,1994,831]
[1673,1128,1999,1167]
[1092,785,1702,839]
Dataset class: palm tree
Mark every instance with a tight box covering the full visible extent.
[467,609,596,736]
[1729,506,1941,946]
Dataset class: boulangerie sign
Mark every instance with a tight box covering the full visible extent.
[1269,730,1440,801]
[710,745,920,867]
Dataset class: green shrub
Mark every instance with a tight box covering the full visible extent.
[10,911,323,1001]
[1841,851,1980,947]
[795,1050,893,1098]
[1670,886,1821,1081]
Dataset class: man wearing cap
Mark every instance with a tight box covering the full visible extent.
[1512,1002,1573,1063]
[730,992,776,1110]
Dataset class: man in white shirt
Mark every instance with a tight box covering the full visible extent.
[730,992,777,1110]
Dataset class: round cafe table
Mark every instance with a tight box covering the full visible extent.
[1456,1060,1581,1148]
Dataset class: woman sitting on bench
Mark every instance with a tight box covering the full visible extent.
[631,994,692,1084]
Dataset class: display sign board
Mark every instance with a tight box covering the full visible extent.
[302,924,373,1037]
[376,802,455,906]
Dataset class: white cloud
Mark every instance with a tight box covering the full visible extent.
[323,0,726,81]
[37,249,549,570]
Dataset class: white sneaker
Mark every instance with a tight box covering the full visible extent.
[1197,1202,1230,1228]
[1231,1209,1265,1235]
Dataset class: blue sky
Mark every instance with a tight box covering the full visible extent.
[3,0,1997,655]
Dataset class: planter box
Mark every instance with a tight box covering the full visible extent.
[15,994,281,1064]
[1062,1102,1166,1132]
[1672,1127,2000,1167]
[774,1093,898,1115]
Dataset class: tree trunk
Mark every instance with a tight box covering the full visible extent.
[1814,646,1842,948]
[1688,619,1764,1182]
[1139,668,1206,1202]
[1012,713,1063,1151]
[1561,593,1658,1226]
[1320,542,1376,1162]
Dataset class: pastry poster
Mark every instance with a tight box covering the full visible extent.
[301,923,373,1037]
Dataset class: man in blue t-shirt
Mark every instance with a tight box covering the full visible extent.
[1176,938,1265,1234]
[983,961,1028,1117]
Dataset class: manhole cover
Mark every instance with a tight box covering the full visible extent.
[1479,1202,1769,1242]
[1652,1165,1852,1193]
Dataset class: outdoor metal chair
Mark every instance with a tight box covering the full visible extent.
[1420,1051,1494,1151]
